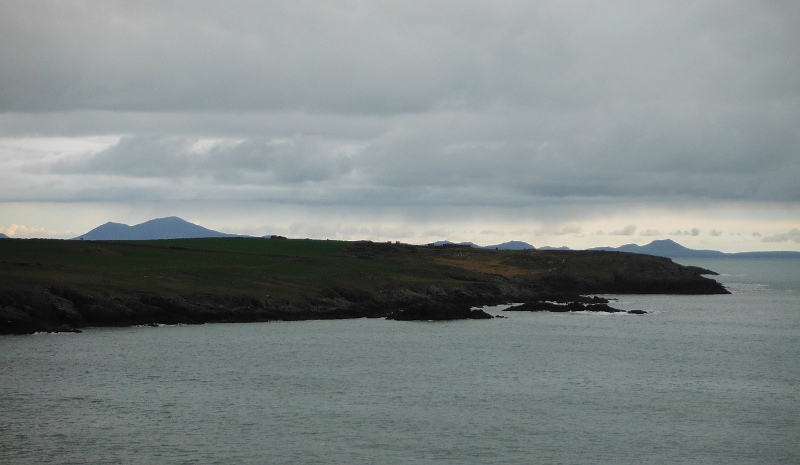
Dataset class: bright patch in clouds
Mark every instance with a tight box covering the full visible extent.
[1,223,49,237]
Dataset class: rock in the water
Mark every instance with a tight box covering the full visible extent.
[505,298,627,313]
[387,303,493,321]
[504,301,560,312]
[584,303,623,313]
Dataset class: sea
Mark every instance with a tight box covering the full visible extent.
[1,258,798,464]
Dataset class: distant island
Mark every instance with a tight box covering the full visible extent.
[587,239,800,259]
[427,237,799,258]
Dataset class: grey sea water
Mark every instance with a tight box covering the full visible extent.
[2,258,799,464]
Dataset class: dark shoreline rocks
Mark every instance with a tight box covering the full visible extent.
[504,299,648,314]
[2,277,666,335]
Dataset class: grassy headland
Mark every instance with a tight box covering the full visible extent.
[0,237,727,334]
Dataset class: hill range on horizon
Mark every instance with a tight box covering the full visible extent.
[586,239,800,259]
[61,216,800,258]
[73,216,239,241]
[429,240,535,250]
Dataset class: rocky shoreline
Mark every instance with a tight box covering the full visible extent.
[1,268,724,334]
[0,286,621,335]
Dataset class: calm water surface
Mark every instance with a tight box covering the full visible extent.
[1,258,799,464]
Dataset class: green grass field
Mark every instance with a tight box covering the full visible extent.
[0,238,489,301]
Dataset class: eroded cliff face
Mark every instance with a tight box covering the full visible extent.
[1,266,726,334]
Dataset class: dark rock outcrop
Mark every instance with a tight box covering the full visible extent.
[0,284,502,334]
[387,303,493,321]
[505,300,628,314]
[685,265,719,275]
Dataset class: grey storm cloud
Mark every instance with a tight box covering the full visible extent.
[1,0,799,207]
[2,1,798,114]
[54,135,356,184]
[0,1,538,114]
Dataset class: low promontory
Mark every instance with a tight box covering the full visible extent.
[0,238,728,334]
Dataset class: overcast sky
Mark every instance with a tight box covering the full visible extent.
[1,0,798,251]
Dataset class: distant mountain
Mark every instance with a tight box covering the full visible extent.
[74,216,239,240]
[428,240,534,250]
[0,232,9,239]
[589,239,800,259]
[484,241,535,250]
[589,239,724,258]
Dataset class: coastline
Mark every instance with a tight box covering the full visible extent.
[1,239,728,335]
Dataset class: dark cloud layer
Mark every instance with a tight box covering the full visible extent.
[55,136,356,184]
[3,1,798,114]
[0,1,798,246]
[23,120,796,205]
